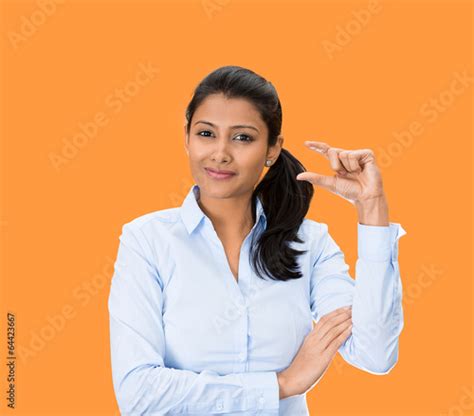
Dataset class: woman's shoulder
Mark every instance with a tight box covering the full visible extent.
[280,218,330,257]
[300,217,329,238]
[115,208,183,272]
[118,207,183,243]
[124,207,180,228]
[298,218,335,255]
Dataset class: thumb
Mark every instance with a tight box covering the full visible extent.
[296,172,336,191]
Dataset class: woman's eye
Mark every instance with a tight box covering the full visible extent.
[234,134,253,142]
[196,131,253,142]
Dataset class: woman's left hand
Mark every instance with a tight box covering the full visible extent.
[295,140,385,205]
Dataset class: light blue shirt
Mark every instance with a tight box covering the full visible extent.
[108,184,407,415]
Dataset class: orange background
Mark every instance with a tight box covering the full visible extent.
[1,0,472,415]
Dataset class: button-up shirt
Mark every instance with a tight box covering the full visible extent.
[108,183,407,415]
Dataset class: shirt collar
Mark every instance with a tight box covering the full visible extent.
[180,184,267,235]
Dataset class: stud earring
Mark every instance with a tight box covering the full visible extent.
[265,160,272,167]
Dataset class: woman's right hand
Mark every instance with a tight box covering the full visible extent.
[277,305,353,399]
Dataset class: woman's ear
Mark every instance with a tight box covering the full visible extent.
[183,125,189,156]
[267,135,284,160]
[277,135,284,149]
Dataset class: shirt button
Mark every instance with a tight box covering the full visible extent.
[238,352,246,362]
[258,396,265,407]
[216,400,224,410]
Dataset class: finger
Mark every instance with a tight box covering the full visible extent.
[346,151,362,172]
[296,172,351,199]
[315,306,352,327]
[325,322,353,355]
[325,306,352,317]
[296,172,337,193]
[317,310,352,342]
[340,149,370,173]
[315,313,352,343]
[351,149,377,171]
[337,151,355,173]
[304,141,331,156]
[318,306,352,325]
[327,148,349,175]
[305,141,354,176]
[305,141,345,161]
[320,318,352,350]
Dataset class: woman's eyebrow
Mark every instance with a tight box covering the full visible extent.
[193,120,259,133]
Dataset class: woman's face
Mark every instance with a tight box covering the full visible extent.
[184,92,282,199]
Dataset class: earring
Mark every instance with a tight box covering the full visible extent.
[265,160,272,167]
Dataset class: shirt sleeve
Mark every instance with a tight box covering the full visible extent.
[309,221,407,375]
[107,222,280,415]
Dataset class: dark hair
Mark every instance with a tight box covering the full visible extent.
[184,65,314,282]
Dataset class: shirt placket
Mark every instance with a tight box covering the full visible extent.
[201,217,255,373]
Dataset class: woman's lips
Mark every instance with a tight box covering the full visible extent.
[205,168,236,180]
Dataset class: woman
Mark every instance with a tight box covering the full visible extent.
[108,65,407,415]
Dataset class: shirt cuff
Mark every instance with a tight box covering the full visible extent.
[357,222,407,262]
[241,371,280,412]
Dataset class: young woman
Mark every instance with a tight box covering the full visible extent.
[108,65,407,415]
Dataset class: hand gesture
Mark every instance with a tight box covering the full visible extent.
[296,141,385,205]
[277,306,353,398]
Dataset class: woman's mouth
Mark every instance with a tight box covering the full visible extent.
[204,168,236,180]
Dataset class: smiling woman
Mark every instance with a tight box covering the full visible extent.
[183,68,315,283]
[107,65,407,416]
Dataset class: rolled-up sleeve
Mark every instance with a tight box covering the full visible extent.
[309,221,407,375]
[108,222,280,415]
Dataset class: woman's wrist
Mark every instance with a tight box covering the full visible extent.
[277,370,299,399]
[355,194,389,226]
[277,371,289,399]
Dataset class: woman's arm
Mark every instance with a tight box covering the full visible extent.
[108,223,280,415]
[310,220,407,374]
[295,140,408,375]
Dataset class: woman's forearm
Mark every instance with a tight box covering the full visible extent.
[356,194,389,226]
